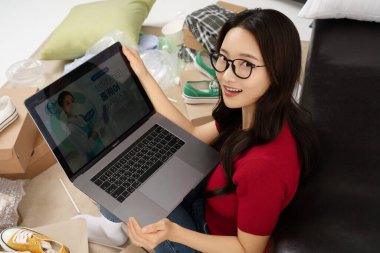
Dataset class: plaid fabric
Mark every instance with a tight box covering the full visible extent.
[185,4,235,52]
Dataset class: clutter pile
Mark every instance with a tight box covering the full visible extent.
[181,2,247,105]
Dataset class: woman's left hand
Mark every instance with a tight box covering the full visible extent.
[123,217,179,250]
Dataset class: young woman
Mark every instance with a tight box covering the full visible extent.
[120,8,318,253]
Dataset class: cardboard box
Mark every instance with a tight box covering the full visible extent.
[26,134,56,179]
[1,132,57,180]
[22,133,57,178]
[0,87,39,174]
[183,1,247,51]
[26,133,57,177]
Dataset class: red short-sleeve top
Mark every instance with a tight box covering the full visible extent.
[205,123,300,236]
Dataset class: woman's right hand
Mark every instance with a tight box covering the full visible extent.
[123,217,181,250]
[122,46,150,79]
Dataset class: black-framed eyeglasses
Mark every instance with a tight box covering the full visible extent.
[209,52,265,79]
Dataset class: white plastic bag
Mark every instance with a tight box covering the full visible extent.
[140,49,179,90]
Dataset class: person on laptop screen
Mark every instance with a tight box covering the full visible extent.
[75,9,318,253]
[57,90,104,164]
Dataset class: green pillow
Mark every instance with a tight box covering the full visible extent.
[40,0,155,60]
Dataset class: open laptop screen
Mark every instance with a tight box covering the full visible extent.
[25,43,153,178]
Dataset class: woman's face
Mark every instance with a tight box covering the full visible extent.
[62,95,74,115]
[216,27,271,111]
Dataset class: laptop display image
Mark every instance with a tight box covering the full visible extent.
[25,42,219,225]
[33,51,152,175]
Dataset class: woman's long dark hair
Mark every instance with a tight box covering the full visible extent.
[207,9,318,197]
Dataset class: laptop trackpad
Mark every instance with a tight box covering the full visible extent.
[139,156,204,212]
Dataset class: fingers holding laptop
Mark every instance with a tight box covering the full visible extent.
[122,46,149,78]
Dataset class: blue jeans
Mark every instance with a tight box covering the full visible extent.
[100,181,210,253]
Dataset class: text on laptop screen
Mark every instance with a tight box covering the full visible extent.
[34,52,151,174]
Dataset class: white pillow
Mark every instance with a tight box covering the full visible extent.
[298,0,380,23]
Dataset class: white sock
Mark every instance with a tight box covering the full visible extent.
[72,214,128,247]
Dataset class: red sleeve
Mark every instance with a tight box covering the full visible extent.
[234,159,286,236]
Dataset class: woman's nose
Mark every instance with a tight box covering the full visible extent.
[222,63,236,82]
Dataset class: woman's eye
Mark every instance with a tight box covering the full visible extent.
[242,61,254,68]
[220,55,227,62]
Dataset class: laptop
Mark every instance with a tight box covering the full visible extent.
[25,42,219,226]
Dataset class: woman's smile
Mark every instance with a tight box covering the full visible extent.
[222,85,243,97]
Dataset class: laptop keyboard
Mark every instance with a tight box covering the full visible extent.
[91,124,184,203]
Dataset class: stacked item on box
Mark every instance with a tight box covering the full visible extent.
[182,50,219,104]
[182,1,247,52]
[181,3,238,105]
[0,96,18,133]
[184,4,235,53]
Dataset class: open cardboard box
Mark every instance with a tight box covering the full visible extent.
[3,132,57,180]
[0,87,39,174]
[26,132,57,178]
[183,1,247,51]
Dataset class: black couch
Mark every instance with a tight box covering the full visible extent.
[272,19,380,253]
